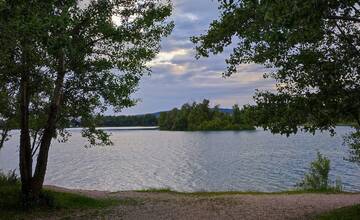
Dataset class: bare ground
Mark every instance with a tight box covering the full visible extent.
[44,186,360,220]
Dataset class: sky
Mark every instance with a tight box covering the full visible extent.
[120,0,274,115]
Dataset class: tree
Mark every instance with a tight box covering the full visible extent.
[193,1,360,159]
[158,99,255,131]
[232,104,241,124]
[0,0,173,205]
[94,114,158,127]
[0,90,17,150]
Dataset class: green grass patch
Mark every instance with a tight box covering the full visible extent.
[316,204,360,220]
[42,190,122,209]
[136,188,174,193]
[136,188,354,197]
[0,183,135,220]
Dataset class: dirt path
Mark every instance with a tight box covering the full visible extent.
[46,186,360,220]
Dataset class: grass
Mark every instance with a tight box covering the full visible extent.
[0,172,137,220]
[315,204,360,220]
[1,169,358,219]
[43,190,122,209]
[0,187,136,220]
[136,188,354,197]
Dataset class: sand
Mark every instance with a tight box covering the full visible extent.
[43,186,360,220]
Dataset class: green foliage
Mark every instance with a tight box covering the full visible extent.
[344,130,360,165]
[0,189,124,220]
[136,188,347,196]
[0,170,21,212]
[0,0,173,145]
[95,114,158,127]
[0,90,17,150]
[297,152,342,192]
[41,190,121,210]
[158,99,255,131]
[193,0,360,161]
[0,0,173,200]
[0,170,19,186]
[0,170,128,219]
[316,204,360,220]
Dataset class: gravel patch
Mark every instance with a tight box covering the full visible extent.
[45,186,360,220]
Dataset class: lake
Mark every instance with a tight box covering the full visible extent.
[0,126,359,192]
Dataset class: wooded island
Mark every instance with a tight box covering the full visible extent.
[158,99,255,131]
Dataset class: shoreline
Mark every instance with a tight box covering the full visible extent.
[41,185,360,219]
[44,185,360,197]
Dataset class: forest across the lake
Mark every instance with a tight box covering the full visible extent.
[79,98,356,131]
[86,99,255,131]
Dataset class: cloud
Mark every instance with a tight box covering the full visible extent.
[148,48,191,67]
[176,13,199,22]
[148,48,193,75]
[119,0,276,115]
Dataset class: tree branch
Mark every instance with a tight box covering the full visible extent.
[327,15,360,23]
[0,128,9,150]
[31,129,39,152]
[334,23,360,56]
[349,3,360,15]
[31,141,41,158]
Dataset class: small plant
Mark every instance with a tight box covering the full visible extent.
[0,170,19,186]
[334,177,343,192]
[344,130,360,165]
[297,152,342,192]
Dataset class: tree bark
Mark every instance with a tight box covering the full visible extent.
[31,50,66,196]
[19,72,33,200]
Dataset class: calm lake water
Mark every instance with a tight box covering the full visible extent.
[0,127,359,192]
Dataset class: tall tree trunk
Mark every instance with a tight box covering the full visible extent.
[19,73,33,201]
[31,50,66,196]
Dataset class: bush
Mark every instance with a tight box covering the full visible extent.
[297,152,342,192]
[0,170,21,212]
[344,130,360,165]
[0,170,120,214]
[0,170,56,209]
[0,170,19,186]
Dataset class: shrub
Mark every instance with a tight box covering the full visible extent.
[0,170,21,211]
[297,152,342,192]
[344,130,360,165]
[0,170,19,186]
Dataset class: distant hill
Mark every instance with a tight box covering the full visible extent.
[218,108,233,114]
[149,112,162,118]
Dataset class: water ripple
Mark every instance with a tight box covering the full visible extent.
[0,127,359,192]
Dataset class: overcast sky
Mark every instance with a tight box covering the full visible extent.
[120,0,274,115]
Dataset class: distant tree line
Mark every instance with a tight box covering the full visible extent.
[96,114,158,127]
[158,99,255,131]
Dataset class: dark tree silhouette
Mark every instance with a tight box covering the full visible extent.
[0,0,173,205]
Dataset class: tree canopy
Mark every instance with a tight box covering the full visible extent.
[193,0,360,160]
[0,0,173,204]
[96,114,158,127]
[158,99,255,131]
